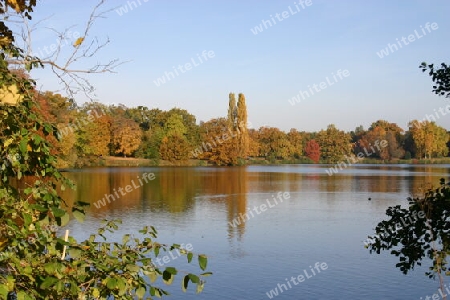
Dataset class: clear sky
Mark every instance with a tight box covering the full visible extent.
[27,0,450,132]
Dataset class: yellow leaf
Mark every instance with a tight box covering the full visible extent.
[73,37,84,47]
[0,237,8,251]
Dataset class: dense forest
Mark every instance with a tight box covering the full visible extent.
[28,90,450,168]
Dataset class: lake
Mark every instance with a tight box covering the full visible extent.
[62,164,450,299]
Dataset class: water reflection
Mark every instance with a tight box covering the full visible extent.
[59,164,450,238]
[55,164,450,299]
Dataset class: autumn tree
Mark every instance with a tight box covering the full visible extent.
[227,93,237,129]
[257,127,293,160]
[81,114,112,156]
[365,120,404,160]
[408,120,449,159]
[247,129,260,158]
[159,134,190,162]
[315,124,351,163]
[358,126,389,160]
[199,118,238,165]
[111,117,142,157]
[385,131,405,159]
[237,93,249,159]
[287,128,303,159]
[305,139,320,163]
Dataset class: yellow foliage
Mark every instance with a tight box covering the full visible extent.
[0,236,8,251]
[0,84,24,105]
[8,0,22,12]
[73,37,84,47]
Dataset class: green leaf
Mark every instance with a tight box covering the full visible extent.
[106,277,117,290]
[165,267,177,275]
[200,272,213,277]
[187,252,193,263]
[58,212,70,227]
[72,210,85,223]
[40,276,58,289]
[126,264,140,273]
[23,213,32,227]
[198,255,207,271]
[136,286,146,299]
[17,291,33,300]
[0,284,8,298]
[116,278,126,295]
[52,207,66,217]
[188,274,199,283]
[162,270,174,285]
[182,275,189,292]
[68,248,82,259]
[122,234,130,244]
[19,138,28,154]
[139,226,148,234]
[92,288,100,298]
[44,263,57,275]
[150,286,162,297]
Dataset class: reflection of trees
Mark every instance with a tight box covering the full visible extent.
[57,165,450,248]
[147,168,198,213]
[405,166,444,197]
[200,167,248,241]
[61,168,200,216]
[248,170,291,192]
[62,170,145,216]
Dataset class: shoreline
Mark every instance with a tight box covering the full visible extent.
[62,156,450,169]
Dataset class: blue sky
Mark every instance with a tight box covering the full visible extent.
[27,0,450,132]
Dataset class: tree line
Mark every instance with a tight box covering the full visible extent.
[33,91,450,167]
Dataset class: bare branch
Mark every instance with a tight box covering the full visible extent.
[3,0,125,100]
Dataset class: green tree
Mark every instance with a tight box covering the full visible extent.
[164,113,187,138]
[257,127,293,160]
[167,107,200,149]
[315,124,351,163]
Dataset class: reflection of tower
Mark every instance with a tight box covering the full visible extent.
[226,167,247,242]
[200,166,248,249]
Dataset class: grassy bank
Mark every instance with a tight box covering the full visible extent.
[69,156,450,169]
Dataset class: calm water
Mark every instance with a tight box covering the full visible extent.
[62,164,450,299]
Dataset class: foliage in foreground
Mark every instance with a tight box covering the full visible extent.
[0,1,210,299]
[367,61,450,295]
[366,178,450,282]
[0,57,211,299]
